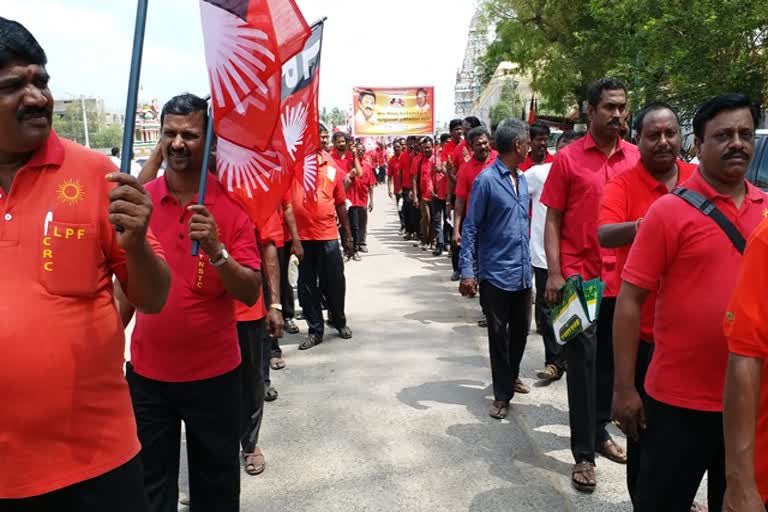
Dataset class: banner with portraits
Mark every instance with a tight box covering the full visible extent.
[351,86,435,136]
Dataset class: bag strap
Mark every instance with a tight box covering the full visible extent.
[671,187,746,254]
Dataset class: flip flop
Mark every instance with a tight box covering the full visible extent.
[270,357,286,370]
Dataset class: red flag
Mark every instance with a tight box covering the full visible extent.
[199,0,310,151]
[216,22,324,226]
[528,95,536,125]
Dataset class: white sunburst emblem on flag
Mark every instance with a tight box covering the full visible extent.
[216,138,282,197]
[282,102,308,161]
[303,152,318,193]
[200,0,275,114]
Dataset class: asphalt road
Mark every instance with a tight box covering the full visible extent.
[162,186,709,511]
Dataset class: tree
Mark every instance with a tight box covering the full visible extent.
[320,106,349,129]
[482,0,768,119]
[53,102,103,146]
[90,124,124,150]
[490,80,524,127]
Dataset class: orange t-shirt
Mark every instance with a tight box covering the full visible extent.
[724,218,768,502]
[598,160,696,341]
[0,131,165,498]
[292,151,346,241]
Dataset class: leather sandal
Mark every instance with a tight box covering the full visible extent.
[571,462,596,493]
[489,400,509,420]
[514,378,530,394]
[270,357,286,370]
[244,448,265,476]
[597,439,627,464]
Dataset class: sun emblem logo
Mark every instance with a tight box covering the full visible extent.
[56,179,85,205]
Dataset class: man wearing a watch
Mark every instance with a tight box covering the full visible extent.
[120,94,262,511]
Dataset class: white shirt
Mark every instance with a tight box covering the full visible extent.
[525,162,552,269]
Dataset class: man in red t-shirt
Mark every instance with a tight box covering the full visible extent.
[124,95,263,512]
[403,137,422,240]
[292,149,354,350]
[431,134,451,256]
[330,131,360,189]
[724,220,768,512]
[540,78,640,492]
[615,94,766,511]
[0,20,170,510]
[235,208,285,476]
[387,140,405,231]
[413,137,438,249]
[598,103,696,506]
[519,122,555,171]
[348,142,376,259]
[443,119,464,213]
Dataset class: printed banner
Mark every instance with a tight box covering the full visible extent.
[351,86,434,136]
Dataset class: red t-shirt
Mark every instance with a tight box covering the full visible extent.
[350,161,375,207]
[443,139,460,169]
[0,132,165,498]
[623,170,766,411]
[419,155,436,200]
[433,156,449,201]
[454,152,497,210]
[598,160,696,341]
[540,132,640,294]
[292,151,347,241]
[236,208,284,322]
[404,152,421,190]
[452,140,471,171]
[131,173,262,383]
[519,151,555,171]
[331,148,353,174]
[387,154,402,193]
[400,151,412,189]
[724,218,768,502]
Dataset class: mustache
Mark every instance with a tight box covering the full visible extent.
[723,149,750,161]
[169,148,191,159]
[17,106,51,122]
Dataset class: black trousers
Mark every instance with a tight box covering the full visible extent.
[533,267,564,369]
[451,217,463,273]
[126,364,241,512]
[237,319,266,454]
[402,188,419,235]
[635,397,726,512]
[0,456,149,512]
[479,282,532,403]
[348,206,368,249]
[563,296,616,463]
[298,240,347,338]
[627,340,654,508]
[278,245,295,320]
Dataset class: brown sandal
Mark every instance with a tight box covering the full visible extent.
[572,462,596,493]
[597,439,627,464]
[489,400,509,420]
[270,357,286,370]
[243,448,265,476]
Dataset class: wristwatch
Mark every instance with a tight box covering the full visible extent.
[210,245,229,267]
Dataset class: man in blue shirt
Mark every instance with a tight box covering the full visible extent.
[459,118,532,420]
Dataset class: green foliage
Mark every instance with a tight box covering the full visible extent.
[320,106,349,129]
[490,81,524,127]
[482,0,768,119]
[53,102,103,146]
[90,124,123,150]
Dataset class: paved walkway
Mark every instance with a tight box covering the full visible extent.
[227,186,636,512]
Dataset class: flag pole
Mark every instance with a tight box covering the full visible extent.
[119,0,149,175]
[192,108,215,256]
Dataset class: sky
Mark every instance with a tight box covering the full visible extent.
[2,0,478,126]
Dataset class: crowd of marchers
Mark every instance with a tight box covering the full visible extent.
[2,14,768,512]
